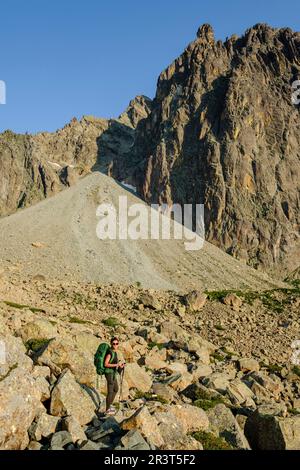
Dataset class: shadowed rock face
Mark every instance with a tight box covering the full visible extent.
[0,96,152,218]
[134,24,300,274]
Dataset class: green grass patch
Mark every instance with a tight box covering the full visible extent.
[69,316,90,325]
[25,338,51,352]
[192,431,233,450]
[56,291,97,311]
[102,317,120,328]
[211,351,225,362]
[215,325,226,332]
[292,366,300,378]
[3,301,46,314]
[205,284,300,314]
[194,397,226,411]
[260,362,282,375]
[220,347,235,359]
[148,341,166,350]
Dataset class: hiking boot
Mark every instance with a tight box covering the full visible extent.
[105,408,116,416]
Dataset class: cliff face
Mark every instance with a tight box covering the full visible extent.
[0,96,152,217]
[134,24,300,273]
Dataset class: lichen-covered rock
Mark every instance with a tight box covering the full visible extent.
[207,404,250,449]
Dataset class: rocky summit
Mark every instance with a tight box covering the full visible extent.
[133,24,300,275]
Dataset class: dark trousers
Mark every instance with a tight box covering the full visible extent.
[105,373,119,410]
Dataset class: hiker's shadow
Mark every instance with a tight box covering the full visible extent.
[80,384,102,412]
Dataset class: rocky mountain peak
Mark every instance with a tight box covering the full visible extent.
[196,23,215,44]
[133,24,300,275]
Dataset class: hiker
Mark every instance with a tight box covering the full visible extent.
[103,337,125,415]
[94,336,126,415]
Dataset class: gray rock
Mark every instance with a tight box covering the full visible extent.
[245,404,300,450]
[50,431,73,449]
[121,429,150,450]
[207,404,250,449]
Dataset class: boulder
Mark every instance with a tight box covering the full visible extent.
[187,337,217,364]
[50,369,96,425]
[192,364,213,380]
[158,322,189,349]
[245,405,300,450]
[226,378,255,406]
[121,429,150,450]
[29,413,60,441]
[238,358,260,373]
[124,363,152,392]
[37,337,96,386]
[169,372,194,392]
[62,416,87,445]
[50,431,73,449]
[250,372,283,400]
[207,404,250,449]
[223,294,243,311]
[27,441,42,450]
[154,408,202,450]
[119,341,135,363]
[170,404,209,434]
[73,333,100,357]
[203,373,232,394]
[121,406,164,448]
[0,366,44,449]
[152,382,176,403]
[19,319,57,342]
[139,292,162,310]
[144,346,167,370]
[185,290,207,311]
[0,332,33,377]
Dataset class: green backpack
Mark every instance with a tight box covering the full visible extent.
[94,343,116,375]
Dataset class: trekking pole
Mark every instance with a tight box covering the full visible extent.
[119,366,125,406]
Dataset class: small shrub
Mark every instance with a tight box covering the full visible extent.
[69,316,89,325]
[3,301,45,314]
[194,397,226,411]
[215,325,226,331]
[192,431,233,450]
[211,351,225,362]
[148,341,166,350]
[26,338,51,352]
[102,317,119,328]
[292,366,300,378]
[260,362,282,375]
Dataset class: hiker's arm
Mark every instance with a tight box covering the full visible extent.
[104,354,118,369]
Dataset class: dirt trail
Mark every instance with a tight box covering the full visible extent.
[0,172,285,292]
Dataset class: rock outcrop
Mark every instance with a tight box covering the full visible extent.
[0,96,152,218]
[134,23,300,274]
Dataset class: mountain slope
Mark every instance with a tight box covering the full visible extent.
[0,171,285,291]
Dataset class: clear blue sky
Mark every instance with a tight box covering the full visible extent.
[0,0,299,134]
